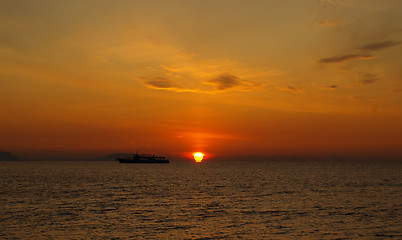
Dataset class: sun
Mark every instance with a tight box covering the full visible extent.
[193,152,204,162]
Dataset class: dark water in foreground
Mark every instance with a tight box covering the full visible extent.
[1,160,401,239]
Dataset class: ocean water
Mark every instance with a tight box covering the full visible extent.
[0,160,401,239]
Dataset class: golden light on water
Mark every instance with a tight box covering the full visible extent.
[193,152,204,162]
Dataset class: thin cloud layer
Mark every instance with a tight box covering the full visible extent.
[276,86,304,93]
[142,73,260,93]
[317,39,400,88]
[318,40,400,64]
[394,89,402,93]
[358,40,401,51]
[143,77,180,89]
[318,54,374,64]
[314,19,347,27]
[142,77,194,92]
[326,85,338,89]
[319,0,348,6]
[204,73,259,91]
[354,72,380,86]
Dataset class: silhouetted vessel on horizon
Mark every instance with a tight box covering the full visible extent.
[117,153,169,163]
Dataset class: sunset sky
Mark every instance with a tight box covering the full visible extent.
[1,0,402,159]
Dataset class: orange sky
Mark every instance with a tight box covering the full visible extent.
[1,0,402,159]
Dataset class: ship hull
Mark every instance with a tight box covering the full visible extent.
[117,157,169,164]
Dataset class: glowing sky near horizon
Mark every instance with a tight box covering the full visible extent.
[1,0,402,159]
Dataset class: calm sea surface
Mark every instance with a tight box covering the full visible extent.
[1,160,401,239]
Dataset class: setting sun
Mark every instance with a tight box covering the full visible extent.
[193,152,204,162]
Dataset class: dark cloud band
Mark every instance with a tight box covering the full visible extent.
[204,73,258,91]
[318,54,373,64]
[358,40,401,51]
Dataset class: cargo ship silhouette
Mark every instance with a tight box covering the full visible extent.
[117,153,169,163]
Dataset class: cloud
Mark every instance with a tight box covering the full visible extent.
[143,77,180,88]
[337,67,380,87]
[141,77,194,92]
[276,86,304,93]
[317,54,374,64]
[141,73,260,93]
[314,19,350,27]
[319,0,347,6]
[204,73,259,91]
[317,40,400,65]
[325,85,338,89]
[354,72,380,86]
[358,40,401,51]
[393,89,402,93]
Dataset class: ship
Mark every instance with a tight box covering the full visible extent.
[117,153,170,163]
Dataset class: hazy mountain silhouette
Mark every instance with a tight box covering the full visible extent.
[36,153,130,161]
[90,153,129,161]
[0,151,21,161]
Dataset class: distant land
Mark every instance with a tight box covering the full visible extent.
[31,153,130,161]
[0,151,22,161]
[0,151,128,161]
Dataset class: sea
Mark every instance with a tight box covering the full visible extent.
[0,160,401,239]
